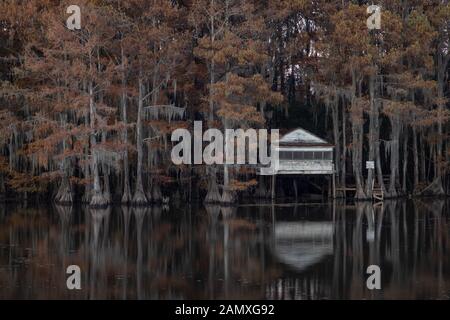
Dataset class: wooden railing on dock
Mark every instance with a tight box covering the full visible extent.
[335,178,384,201]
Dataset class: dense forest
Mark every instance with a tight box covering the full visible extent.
[0,0,449,206]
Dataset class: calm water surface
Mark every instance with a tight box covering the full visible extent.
[0,200,448,299]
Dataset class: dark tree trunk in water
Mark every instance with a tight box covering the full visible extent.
[367,74,385,198]
[55,115,73,204]
[82,80,91,204]
[88,75,107,208]
[122,149,132,203]
[150,181,162,203]
[221,164,235,204]
[331,91,341,192]
[425,52,448,196]
[0,174,5,200]
[204,167,222,204]
[221,119,234,204]
[90,144,105,207]
[204,10,222,205]
[365,75,376,198]
[350,71,366,200]
[402,131,408,194]
[55,139,73,204]
[55,175,73,204]
[82,148,91,203]
[351,120,366,200]
[413,125,420,193]
[387,114,401,198]
[120,45,132,204]
[341,96,347,194]
[102,131,112,204]
[420,133,426,183]
[132,75,148,205]
[420,176,446,197]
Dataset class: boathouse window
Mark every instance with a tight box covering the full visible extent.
[279,151,291,160]
[279,151,333,160]
[324,151,333,160]
[304,152,314,160]
[293,152,304,160]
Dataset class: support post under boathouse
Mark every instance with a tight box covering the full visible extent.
[258,128,336,200]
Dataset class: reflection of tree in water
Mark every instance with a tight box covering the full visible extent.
[0,201,448,299]
[54,204,72,290]
[208,206,278,300]
[87,206,111,299]
[268,201,449,300]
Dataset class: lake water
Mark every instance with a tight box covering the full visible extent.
[0,200,448,299]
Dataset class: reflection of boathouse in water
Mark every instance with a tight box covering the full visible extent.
[273,221,333,272]
[258,128,335,199]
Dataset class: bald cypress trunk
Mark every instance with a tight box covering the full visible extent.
[351,70,366,200]
[55,119,73,204]
[402,131,409,194]
[387,114,400,198]
[341,96,347,193]
[121,45,132,204]
[89,77,106,207]
[365,75,376,198]
[101,131,111,204]
[204,3,221,204]
[221,81,234,204]
[427,51,448,196]
[374,108,386,197]
[205,167,221,204]
[221,161,234,204]
[413,125,420,193]
[82,146,91,203]
[420,132,426,183]
[331,91,341,192]
[367,72,385,199]
[55,70,73,204]
[132,74,148,205]
[80,81,90,203]
[0,174,4,201]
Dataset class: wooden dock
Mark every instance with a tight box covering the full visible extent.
[335,179,384,201]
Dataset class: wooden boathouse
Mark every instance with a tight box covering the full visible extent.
[259,128,336,199]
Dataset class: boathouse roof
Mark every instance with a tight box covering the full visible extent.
[278,128,333,147]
